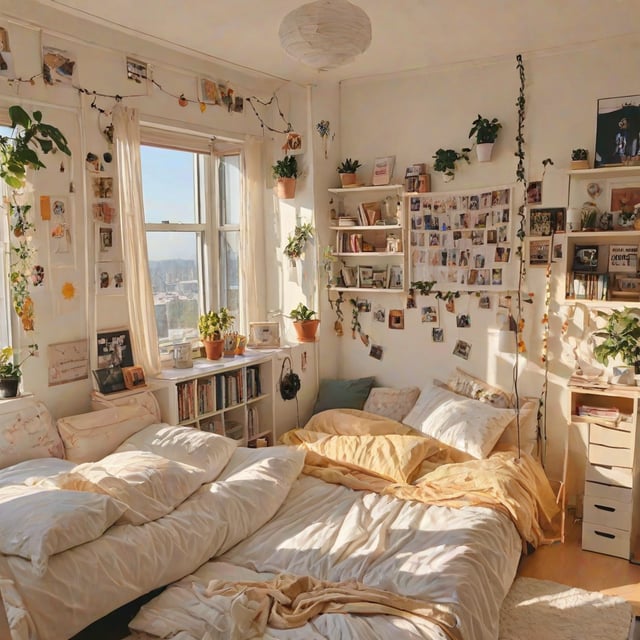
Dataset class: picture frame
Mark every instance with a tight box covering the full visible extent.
[595,95,640,168]
[97,329,134,369]
[358,265,373,288]
[573,245,599,272]
[198,76,221,105]
[341,265,357,287]
[371,155,395,186]
[122,365,146,390]
[388,264,404,289]
[453,339,472,360]
[248,322,280,348]
[609,185,640,230]
[92,366,126,394]
[527,237,551,267]
[388,309,404,329]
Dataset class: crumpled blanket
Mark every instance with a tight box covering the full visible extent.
[281,409,559,547]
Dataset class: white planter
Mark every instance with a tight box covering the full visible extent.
[476,143,494,162]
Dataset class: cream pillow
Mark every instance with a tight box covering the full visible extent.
[494,398,539,455]
[39,450,209,525]
[0,484,126,575]
[116,423,237,482]
[0,400,64,469]
[445,368,514,408]
[402,385,516,458]
[57,404,158,463]
[90,390,162,422]
[362,386,420,422]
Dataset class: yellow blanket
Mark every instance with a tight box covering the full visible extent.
[281,409,559,547]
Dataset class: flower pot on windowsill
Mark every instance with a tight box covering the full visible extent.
[202,338,224,361]
[276,177,296,199]
[0,378,20,398]
[293,319,319,343]
[476,143,494,162]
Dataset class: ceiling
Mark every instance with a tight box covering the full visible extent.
[35,0,640,85]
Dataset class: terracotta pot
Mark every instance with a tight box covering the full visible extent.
[0,378,20,398]
[339,172,357,187]
[276,177,296,199]
[202,338,224,360]
[293,319,319,342]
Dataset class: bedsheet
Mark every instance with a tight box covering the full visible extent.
[0,445,304,640]
[129,457,523,639]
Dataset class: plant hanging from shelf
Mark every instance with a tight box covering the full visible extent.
[1,106,71,332]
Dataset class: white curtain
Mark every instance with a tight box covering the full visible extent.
[242,136,265,324]
[112,104,161,377]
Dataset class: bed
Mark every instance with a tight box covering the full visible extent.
[0,373,559,640]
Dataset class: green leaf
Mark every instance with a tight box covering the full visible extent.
[8,106,31,130]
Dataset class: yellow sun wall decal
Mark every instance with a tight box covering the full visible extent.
[61,282,76,299]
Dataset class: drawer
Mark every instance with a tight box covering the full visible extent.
[582,522,630,560]
[583,493,632,531]
[585,463,632,488]
[588,443,633,468]
[585,480,632,504]
[589,423,633,449]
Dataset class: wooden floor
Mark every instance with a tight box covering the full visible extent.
[517,510,640,616]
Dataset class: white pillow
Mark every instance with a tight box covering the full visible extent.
[362,387,420,422]
[0,458,75,488]
[402,385,516,458]
[0,400,64,469]
[90,389,162,422]
[37,450,209,526]
[57,404,158,463]
[0,484,126,575]
[494,398,539,455]
[115,423,237,483]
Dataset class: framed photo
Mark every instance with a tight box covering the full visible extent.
[388,309,404,329]
[92,367,126,394]
[369,344,383,360]
[248,322,280,348]
[198,76,221,105]
[122,365,146,390]
[341,265,357,287]
[453,339,471,360]
[529,207,566,236]
[358,265,373,288]
[371,155,395,186]
[609,186,640,229]
[573,245,599,272]
[432,327,444,342]
[388,264,404,289]
[595,95,640,167]
[527,181,542,204]
[97,329,133,369]
[527,238,551,267]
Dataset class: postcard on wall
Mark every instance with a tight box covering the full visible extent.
[608,244,638,272]
[92,201,116,224]
[199,76,221,105]
[48,340,89,386]
[96,222,121,260]
[97,328,134,369]
[371,156,395,186]
[96,261,125,294]
[42,46,75,86]
[0,27,15,77]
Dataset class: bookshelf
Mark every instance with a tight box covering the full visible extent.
[151,350,276,447]
[564,166,640,304]
[328,184,406,292]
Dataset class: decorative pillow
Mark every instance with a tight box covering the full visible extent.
[116,423,237,482]
[402,385,516,458]
[313,377,376,414]
[0,457,75,488]
[37,450,209,526]
[494,398,539,455]
[0,399,64,469]
[445,368,514,408]
[57,404,158,463]
[90,390,162,422]
[0,484,126,575]
[363,386,420,422]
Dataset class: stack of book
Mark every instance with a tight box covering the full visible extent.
[566,272,609,300]
[337,216,357,226]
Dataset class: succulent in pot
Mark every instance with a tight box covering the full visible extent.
[337,158,362,187]
[272,155,298,199]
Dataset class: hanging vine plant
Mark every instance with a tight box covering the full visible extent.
[283,222,314,261]
[1,106,71,331]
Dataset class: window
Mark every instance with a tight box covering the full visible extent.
[140,129,243,355]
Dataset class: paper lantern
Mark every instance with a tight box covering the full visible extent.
[279,0,372,70]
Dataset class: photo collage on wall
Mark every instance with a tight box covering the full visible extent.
[410,187,513,288]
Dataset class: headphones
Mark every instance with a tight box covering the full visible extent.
[279,356,301,401]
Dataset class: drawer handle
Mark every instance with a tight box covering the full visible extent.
[594,530,616,539]
[594,504,616,513]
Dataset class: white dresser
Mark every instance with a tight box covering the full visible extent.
[569,386,638,562]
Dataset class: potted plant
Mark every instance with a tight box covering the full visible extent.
[337,158,362,187]
[468,115,502,162]
[288,302,319,342]
[283,223,314,262]
[432,148,471,182]
[571,148,589,170]
[198,307,235,360]
[272,155,298,199]
[0,344,36,398]
[580,201,599,231]
[592,307,640,384]
[1,106,71,332]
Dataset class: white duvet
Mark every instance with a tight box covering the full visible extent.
[129,450,522,640]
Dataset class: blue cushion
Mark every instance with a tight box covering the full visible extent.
[313,377,376,414]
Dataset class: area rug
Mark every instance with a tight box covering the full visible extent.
[499,577,634,640]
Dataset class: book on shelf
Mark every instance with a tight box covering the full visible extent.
[357,201,383,226]
[566,272,608,300]
[337,216,357,226]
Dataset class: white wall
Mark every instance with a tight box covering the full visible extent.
[327,35,640,498]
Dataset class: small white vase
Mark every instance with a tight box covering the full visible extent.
[476,143,494,163]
